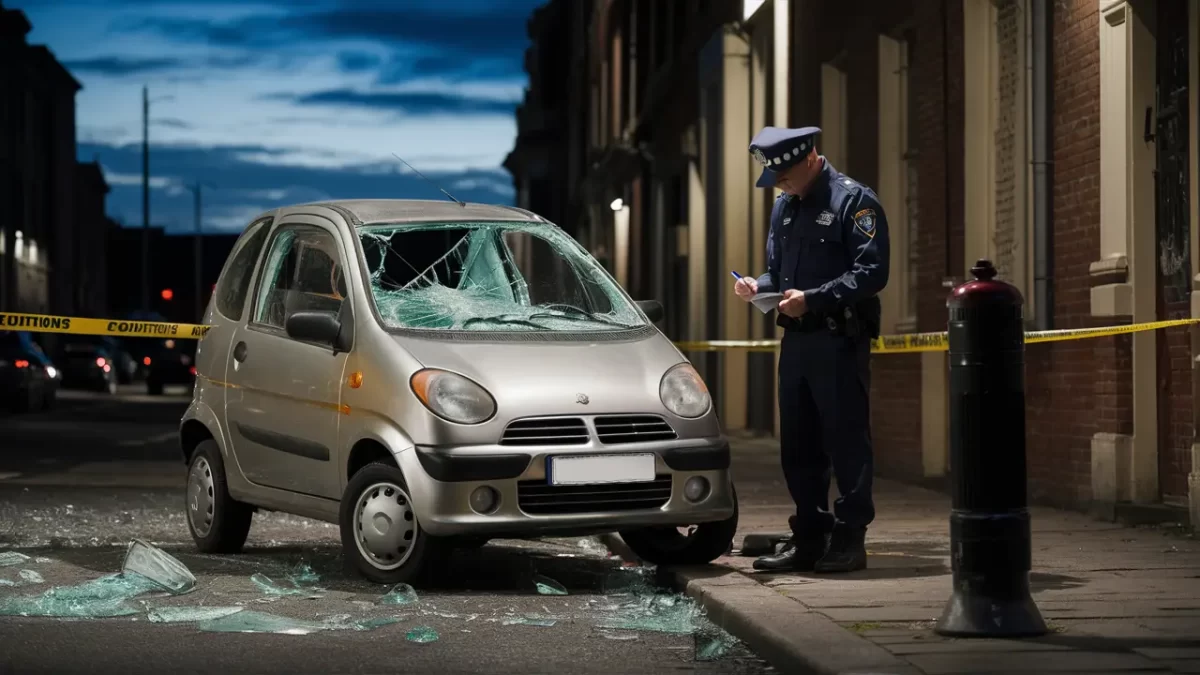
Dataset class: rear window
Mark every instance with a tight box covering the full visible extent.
[215,218,271,321]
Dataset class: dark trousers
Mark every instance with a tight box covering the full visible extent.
[777,329,876,539]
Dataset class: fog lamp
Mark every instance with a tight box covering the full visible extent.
[469,486,499,514]
[683,476,710,503]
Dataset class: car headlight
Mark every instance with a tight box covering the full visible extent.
[659,362,711,418]
[410,368,496,425]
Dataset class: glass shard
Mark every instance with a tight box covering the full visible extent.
[378,582,419,606]
[595,591,702,635]
[694,632,737,661]
[0,552,31,567]
[502,615,557,627]
[0,573,161,618]
[0,579,16,587]
[121,539,196,595]
[198,610,328,635]
[18,569,44,584]
[533,574,568,596]
[249,562,324,597]
[405,625,439,643]
[147,606,244,623]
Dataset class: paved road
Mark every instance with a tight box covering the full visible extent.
[0,386,774,674]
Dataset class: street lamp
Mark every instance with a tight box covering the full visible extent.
[187,181,216,320]
[609,197,624,211]
[141,86,175,314]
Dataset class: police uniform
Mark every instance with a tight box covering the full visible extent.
[745,126,890,574]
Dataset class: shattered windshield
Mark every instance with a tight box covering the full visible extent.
[359,221,645,333]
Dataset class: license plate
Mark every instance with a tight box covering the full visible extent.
[548,453,655,486]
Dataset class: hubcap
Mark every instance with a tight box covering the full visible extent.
[353,481,417,570]
[187,457,216,537]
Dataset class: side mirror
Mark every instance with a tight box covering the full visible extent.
[286,311,342,347]
[635,300,664,323]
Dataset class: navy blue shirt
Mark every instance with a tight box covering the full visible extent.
[755,158,890,316]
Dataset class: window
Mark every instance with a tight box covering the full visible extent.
[214,219,270,321]
[252,226,346,330]
[358,221,643,333]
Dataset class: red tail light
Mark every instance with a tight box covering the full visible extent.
[15,359,29,368]
[189,366,197,375]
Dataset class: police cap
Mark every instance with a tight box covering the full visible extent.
[748,126,821,188]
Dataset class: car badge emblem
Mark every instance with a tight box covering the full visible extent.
[576,393,590,405]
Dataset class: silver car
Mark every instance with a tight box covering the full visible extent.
[180,200,738,584]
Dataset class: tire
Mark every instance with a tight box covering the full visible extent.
[618,482,739,566]
[339,462,446,585]
[186,439,253,554]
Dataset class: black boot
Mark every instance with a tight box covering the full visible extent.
[814,525,867,573]
[752,535,828,572]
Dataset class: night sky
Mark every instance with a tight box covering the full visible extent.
[11,0,544,234]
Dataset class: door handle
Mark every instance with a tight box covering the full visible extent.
[233,341,248,363]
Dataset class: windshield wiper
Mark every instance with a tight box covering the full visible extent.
[462,316,550,330]
[527,312,634,329]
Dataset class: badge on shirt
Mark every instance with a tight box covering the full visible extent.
[854,209,877,238]
[783,217,792,226]
[816,211,835,226]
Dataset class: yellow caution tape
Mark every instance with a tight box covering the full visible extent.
[2,311,1195,353]
[675,317,1200,354]
[0,312,210,339]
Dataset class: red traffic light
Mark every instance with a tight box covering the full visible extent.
[161,288,174,300]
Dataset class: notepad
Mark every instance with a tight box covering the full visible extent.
[750,292,784,315]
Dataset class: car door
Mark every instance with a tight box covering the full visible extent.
[223,215,351,499]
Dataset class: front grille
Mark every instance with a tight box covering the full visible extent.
[594,415,677,444]
[517,476,673,515]
[500,417,589,446]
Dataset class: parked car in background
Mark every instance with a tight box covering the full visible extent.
[0,331,57,412]
[55,338,119,394]
[145,337,197,395]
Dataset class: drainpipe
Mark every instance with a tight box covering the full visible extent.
[1031,0,1053,329]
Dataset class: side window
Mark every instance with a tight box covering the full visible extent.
[215,219,271,321]
[252,226,346,330]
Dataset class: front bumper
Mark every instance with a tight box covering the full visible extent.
[401,437,736,537]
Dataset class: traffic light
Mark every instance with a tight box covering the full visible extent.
[161,288,174,301]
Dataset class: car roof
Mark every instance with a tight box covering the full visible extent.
[252,199,548,228]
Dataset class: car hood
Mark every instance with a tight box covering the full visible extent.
[393,331,687,417]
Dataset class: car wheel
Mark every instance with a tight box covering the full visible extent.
[618,483,739,566]
[339,462,446,585]
[186,439,254,554]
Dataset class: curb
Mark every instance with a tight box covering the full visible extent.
[665,565,924,675]
[597,534,921,675]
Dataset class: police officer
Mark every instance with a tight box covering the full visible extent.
[733,126,890,573]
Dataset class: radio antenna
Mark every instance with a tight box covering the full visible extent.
[391,152,464,206]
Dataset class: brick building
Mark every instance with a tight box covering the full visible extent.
[508,0,1200,524]
[0,1,113,322]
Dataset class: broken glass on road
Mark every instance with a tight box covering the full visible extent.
[359,221,645,333]
[122,539,195,594]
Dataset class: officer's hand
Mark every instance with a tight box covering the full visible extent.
[778,290,807,317]
[734,277,758,301]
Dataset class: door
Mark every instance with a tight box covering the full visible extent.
[224,216,351,500]
[1152,0,1191,503]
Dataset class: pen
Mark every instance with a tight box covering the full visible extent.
[730,271,743,280]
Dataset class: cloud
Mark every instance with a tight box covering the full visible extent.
[111,1,544,88]
[263,89,519,116]
[81,140,516,235]
[62,56,181,75]
[153,118,192,129]
[335,50,382,73]
[62,53,271,78]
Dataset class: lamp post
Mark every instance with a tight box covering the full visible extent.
[140,87,175,313]
[188,181,215,321]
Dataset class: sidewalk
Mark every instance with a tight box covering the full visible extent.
[664,436,1200,675]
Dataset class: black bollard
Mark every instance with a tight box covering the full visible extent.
[935,259,1047,638]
